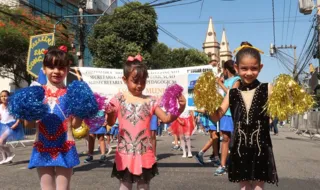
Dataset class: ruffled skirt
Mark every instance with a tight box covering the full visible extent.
[170,117,195,136]
[0,121,25,142]
[111,163,158,183]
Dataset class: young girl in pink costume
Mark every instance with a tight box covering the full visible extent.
[170,109,195,158]
[107,55,186,190]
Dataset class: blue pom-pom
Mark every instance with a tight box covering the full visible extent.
[66,81,98,119]
[8,86,48,121]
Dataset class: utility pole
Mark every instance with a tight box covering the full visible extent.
[317,0,320,69]
[270,44,298,80]
[78,0,86,67]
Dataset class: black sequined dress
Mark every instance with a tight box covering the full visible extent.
[228,80,278,184]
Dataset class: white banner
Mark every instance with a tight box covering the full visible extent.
[67,65,218,110]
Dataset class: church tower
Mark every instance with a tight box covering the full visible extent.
[219,29,232,68]
[203,17,220,64]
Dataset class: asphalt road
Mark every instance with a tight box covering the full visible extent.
[1,127,320,190]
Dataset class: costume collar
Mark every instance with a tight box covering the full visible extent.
[238,79,260,91]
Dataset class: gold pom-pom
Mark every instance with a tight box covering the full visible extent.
[266,74,315,121]
[194,71,223,114]
[72,122,89,139]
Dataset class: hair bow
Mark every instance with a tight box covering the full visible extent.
[127,54,143,62]
[43,45,68,55]
[58,45,68,53]
[233,45,264,54]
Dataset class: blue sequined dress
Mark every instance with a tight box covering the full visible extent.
[28,86,80,169]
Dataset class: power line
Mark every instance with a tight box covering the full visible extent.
[281,0,286,44]
[154,0,202,9]
[290,2,298,44]
[159,19,308,25]
[285,0,292,44]
[199,0,205,18]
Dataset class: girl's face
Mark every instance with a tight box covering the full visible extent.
[0,92,9,104]
[123,69,146,97]
[43,64,69,85]
[235,56,263,85]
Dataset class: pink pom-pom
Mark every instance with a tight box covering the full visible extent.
[161,84,183,116]
[94,93,107,110]
[84,93,107,131]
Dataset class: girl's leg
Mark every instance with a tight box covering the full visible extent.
[97,134,106,155]
[0,128,10,145]
[240,181,252,190]
[137,181,150,190]
[37,167,56,190]
[0,146,7,163]
[180,135,186,157]
[55,167,73,190]
[88,134,95,155]
[185,135,192,157]
[252,181,264,190]
[211,131,219,157]
[119,181,133,190]
[220,132,231,167]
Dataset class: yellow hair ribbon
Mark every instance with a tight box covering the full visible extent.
[233,45,264,54]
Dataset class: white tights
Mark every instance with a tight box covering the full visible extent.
[0,128,12,161]
[0,145,12,161]
[37,167,73,190]
[180,135,191,156]
[119,181,150,190]
[240,181,264,190]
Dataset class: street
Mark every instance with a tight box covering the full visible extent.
[1,127,320,190]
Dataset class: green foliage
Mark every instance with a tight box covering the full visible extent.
[0,6,72,86]
[149,43,209,69]
[88,2,158,68]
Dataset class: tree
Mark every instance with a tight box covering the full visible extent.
[88,2,158,68]
[149,43,209,68]
[0,7,72,87]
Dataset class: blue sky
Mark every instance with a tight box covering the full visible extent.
[120,0,316,82]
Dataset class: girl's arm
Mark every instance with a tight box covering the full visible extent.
[155,95,186,123]
[106,111,117,127]
[218,78,241,94]
[210,91,230,122]
[10,119,21,130]
[232,80,241,88]
[71,116,82,129]
[217,78,229,94]
[268,83,273,97]
[24,120,36,128]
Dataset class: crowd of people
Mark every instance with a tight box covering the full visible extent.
[0,41,283,190]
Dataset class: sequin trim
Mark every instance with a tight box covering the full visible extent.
[33,140,75,159]
[38,120,68,141]
[118,128,152,155]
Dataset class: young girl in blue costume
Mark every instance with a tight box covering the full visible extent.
[210,42,278,190]
[215,60,241,176]
[0,90,24,164]
[106,54,186,190]
[9,46,97,190]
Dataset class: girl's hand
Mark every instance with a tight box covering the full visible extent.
[216,77,224,86]
[178,120,185,126]
[178,95,186,109]
[11,124,18,130]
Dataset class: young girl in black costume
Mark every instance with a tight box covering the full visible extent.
[211,42,278,190]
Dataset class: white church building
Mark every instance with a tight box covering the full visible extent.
[203,17,233,68]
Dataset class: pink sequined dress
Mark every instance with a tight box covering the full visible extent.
[110,92,159,183]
